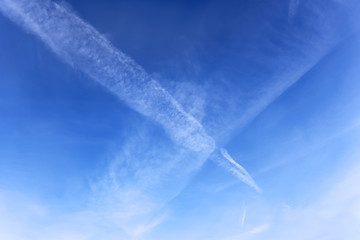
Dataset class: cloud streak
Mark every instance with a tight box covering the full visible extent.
[214,0,356,142]
[0,0,259,190]
[217,149,261,192]
[241,206,247,227]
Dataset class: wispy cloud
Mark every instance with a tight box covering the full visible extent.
[214,0,355,142]
[132,211,168,237]
[288,0,300,18]
[222,223,271,240]
[241,206,247,227]
[216,148,261,192]
[220,159,360,240]
[262,160,360,240]
[257,119,360,175]
[0,0,259,190]
[229,51,329,138]
[0,0,214,155]
[0,191,132,240]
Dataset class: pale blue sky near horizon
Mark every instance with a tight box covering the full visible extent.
[1,0,360,239]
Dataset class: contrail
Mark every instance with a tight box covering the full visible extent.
[241,206,247,227]
[0,0,260,191]
[217,149,261,192]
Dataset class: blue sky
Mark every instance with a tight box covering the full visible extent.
[1,0,360,239]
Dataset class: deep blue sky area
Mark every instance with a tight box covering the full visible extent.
[0,0,360,239]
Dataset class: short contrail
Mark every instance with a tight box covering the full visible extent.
[241,206,247,227]
[0,0,260,191]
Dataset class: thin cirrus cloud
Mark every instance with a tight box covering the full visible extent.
[0,0,260,191]
[224,0,351,138]
[1,0,360,239]
[199,0,349,143]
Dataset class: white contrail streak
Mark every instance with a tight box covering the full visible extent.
[218,149,260,192]
[241,206,247,227]
[0,0,259,191]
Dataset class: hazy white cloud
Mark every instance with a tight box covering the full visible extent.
[0,1,263,237]
[0,0,214,154]
[222,223,271,240]
[2,1,357,239]
[270,161,360,240]
[0,0,258,192]
[0,190,135,240]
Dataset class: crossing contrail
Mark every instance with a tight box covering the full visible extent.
[0,0,260,191]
